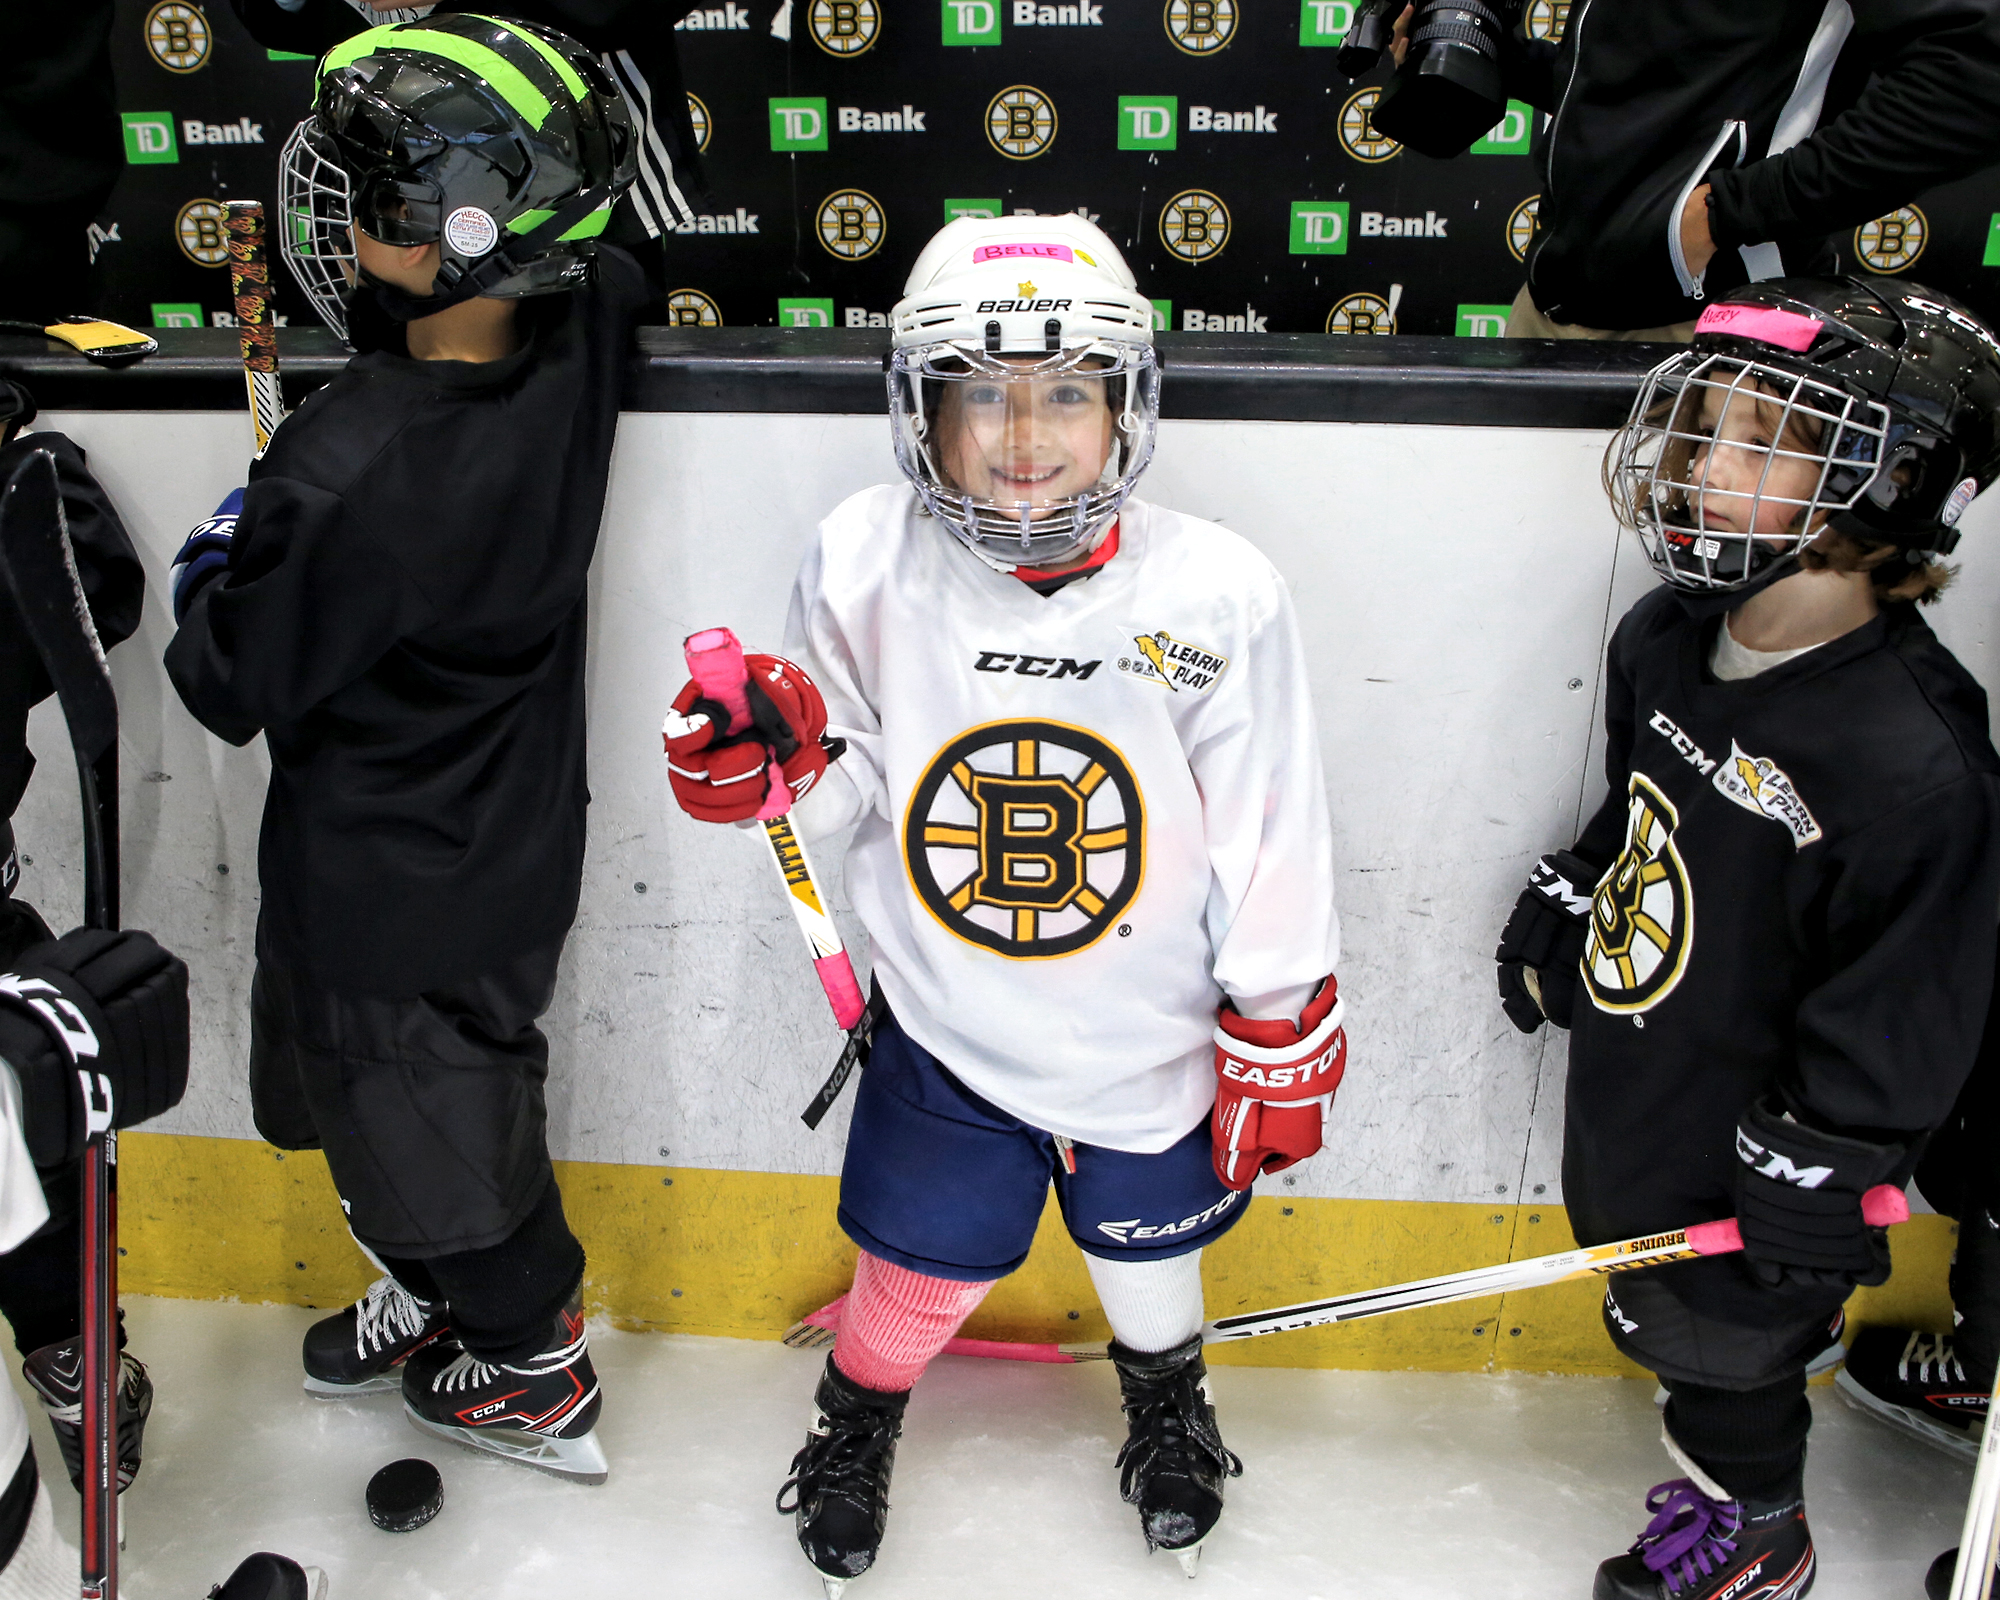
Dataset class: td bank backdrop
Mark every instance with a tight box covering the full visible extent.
[90,0,2000,338]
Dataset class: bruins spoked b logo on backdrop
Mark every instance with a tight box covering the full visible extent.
[810,0,881,54]
[1507,195,1541,261]
[1583,773,1693,1014]
[663,290,721,327]
[686,93,711,152]
[817,190,885,259]
[1160,190,1229,263]
[1165,0,1237,53]
[1338,89,1400,163]
[146,0,210,72]
[905,720,1145,958]
[1326,293,1395,334]
[988,86,1058,160]
[1855,206,1927,274]
[175,199,229,266]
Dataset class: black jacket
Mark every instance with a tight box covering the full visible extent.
[1508,0,2000,330]
[226,0,707,245]
[165,248,645,996]
[1560,590,2000,1325]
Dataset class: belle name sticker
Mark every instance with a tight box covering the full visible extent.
[1117,630,1229,694]
[1713,741,1822,848]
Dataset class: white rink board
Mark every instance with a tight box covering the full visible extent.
[16,409,2000,1205]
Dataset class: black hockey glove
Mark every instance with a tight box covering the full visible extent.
[1733,1093,1905,1290]
[0,929,190,1168]
[1494,850,1599,1032]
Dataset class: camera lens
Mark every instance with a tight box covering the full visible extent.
[1371,0,1512,158]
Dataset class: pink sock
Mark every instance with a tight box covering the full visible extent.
[832,1251,996,1392]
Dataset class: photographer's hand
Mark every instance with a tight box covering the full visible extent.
[1680,183,1718,278]
[1390,2,1414,66]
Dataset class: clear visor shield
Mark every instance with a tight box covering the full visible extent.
[1609,352,1890,591]
[889,344,1159,568]
[279,119,359,343]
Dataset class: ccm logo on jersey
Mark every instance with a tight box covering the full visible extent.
[1648,711,1717,777]
[1734,1129,1834,1189]
[973,651,1100,678]
[1096,1188,1240,1245]
[1117,630,1229,694]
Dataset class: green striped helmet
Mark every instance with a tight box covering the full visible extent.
[279,13,636,341]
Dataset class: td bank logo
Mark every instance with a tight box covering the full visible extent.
[1289,201,1349,255]
[121,112,178,165]
[145,1,210,72]
[1299,0,1356,44]
[779,298,835,328]
[1119,96,1177,151]
[770,98,828,151]
[946,198,1004,221]
[1167,0,1237,54]
[1984,213,2000,268]
[943,0,1002,44]
[1471,100,1533,155]
[810,0,881,54]
[1456,304,1511,337]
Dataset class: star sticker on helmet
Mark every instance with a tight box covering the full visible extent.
[1018,280,1038,298]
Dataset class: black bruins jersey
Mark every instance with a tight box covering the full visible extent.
[1561,587,2000,1324]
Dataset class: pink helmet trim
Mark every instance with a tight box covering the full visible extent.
[971,242,1075,263]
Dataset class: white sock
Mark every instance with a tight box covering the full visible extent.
[0,1479,80,1600]
[1086,1249,1205,1353]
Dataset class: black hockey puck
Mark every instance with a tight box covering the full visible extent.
[366,1458,442,1533]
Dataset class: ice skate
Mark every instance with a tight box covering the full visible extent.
[777,1357,908,1597]
[302,1273,452,1399]
[1593,1479,1813,1600]
[1835,1327,1989,1461]
[22,1337,152,1493]
[401,1302,606,1484]
[207,1551,329,1599]
[1110,1336,1243,1576]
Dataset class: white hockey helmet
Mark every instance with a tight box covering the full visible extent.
[888,214,1160,569]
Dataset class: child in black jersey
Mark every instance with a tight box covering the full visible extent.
[164,15,637,1484]
[1495,278,2000,1600]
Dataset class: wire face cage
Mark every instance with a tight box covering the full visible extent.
[1609,351,1893,591]
[889,341,1160,570]
[278,119,361,343]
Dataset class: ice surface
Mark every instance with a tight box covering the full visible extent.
[21,1297,1969,1599]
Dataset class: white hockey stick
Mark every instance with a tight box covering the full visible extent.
[1948,1365,2000,1600]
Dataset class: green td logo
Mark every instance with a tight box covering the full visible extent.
[1289,200,1350,254]
[943,0,1002,43]
[945,198,1005,221]
[1149,299,1173,331]
[1471,100,1534,155]
[121,112,178,165]
[778,298,836,329]
[1299,0,1355,44]
[769,98,829,151]
[1118,96,1177,151]
[1455,304,1512,337]
[150,303,203,329]
[1985,213,2000,268]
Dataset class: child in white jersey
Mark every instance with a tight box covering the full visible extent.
[664,214,1342,1595]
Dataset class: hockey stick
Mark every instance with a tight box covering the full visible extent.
[0,450,122,1598]
[224,200,284,460]
[681,628,870,1129]
[1944,1362,2000,1600]
[782,1186,1911,1364]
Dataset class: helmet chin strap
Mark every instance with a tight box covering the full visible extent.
[1669,551,1804,620]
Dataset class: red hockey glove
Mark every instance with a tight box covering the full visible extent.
[662,653,840,824]
[1211,977,1346,1192]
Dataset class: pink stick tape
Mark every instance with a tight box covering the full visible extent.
[684,626,792,818]
[814,952,867,1032]
[1684,1183,1910,1256]
[1695,303,1825,353]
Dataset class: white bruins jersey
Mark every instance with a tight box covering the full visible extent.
[785,486,1340,1152]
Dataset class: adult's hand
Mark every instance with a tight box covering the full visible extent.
[1680,183,1718,279]
[1390,2,1414,67]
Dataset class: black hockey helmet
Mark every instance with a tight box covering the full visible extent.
[1607,276,2000,593]
[279,13,637,342]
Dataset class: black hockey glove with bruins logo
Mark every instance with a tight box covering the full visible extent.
[1733,1093,1905,1290]
[0,928,190,1168]
[1494,850,1600,1032]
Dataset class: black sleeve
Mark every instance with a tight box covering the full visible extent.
[1571,612,1638,869]
[1707,0,2000,248]
[224,0,372,55]
[1499,31,1563,110]
[1787,772,2000,1138]
[163,477,434,747]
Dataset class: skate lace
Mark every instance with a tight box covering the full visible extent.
[1633,1479,1744,1593]
[431,1350,500,1395]
[355,1276,434,1360]
[1114,1379,1244,1504]
[1900,1331,1966,1386]
[775,1411,899,1516]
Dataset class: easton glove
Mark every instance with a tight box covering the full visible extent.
[663,652,843,824]
[170,488,242,623]
[1733,1093,1904,1290]
[0,928,190,1167]
[1495,850,1600,1031]
[1211,977,1346,1191]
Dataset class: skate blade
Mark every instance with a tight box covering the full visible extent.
[1832,1369,1982,1461]
[782,1319,838,1353]
[403,1403,610,1484]
[820,1578,849,1600]
[304,1566,329,1600]
[1172,1543,1204,1578]
[303,1370,403,1400]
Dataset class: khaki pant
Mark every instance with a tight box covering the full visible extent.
[1505,282,1696,343]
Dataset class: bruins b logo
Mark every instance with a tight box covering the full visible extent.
[905,720,1144,958]
[1583,772,1693,1014]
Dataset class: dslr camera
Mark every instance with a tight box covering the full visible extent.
[1338,0,1526,158]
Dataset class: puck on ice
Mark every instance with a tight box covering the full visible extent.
[366,1458,443,1532]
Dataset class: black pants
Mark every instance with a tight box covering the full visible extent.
[249,943,584,1363]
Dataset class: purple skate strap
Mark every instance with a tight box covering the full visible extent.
[1638,1479,1742,1584]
